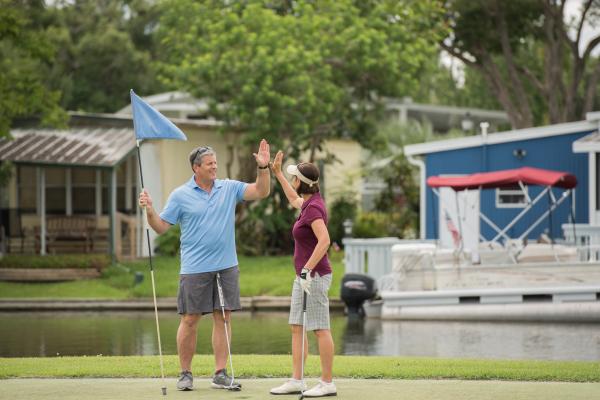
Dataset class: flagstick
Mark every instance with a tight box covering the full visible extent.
[136,140,167,396]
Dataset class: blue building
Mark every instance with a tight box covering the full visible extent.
[404,115,600,246]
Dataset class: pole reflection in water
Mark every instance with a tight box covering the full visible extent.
[1,311,599,361]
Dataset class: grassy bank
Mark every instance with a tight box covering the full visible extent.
[1,355,599,382]
[0,253,344,299]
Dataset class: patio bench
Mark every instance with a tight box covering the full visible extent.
[35,216,97,253]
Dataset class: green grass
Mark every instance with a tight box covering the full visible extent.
[0,252,345,299]
[0,254,111,269]
[0,355,598,382]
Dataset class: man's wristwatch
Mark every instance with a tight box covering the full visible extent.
[258,164,269,169]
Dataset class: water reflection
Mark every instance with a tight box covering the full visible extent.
[1,311,599,361]
[375,320,600,361]
[340,317,382,355]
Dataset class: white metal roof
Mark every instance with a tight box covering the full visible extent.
[573,131,600,153]
[404,120,598,156]
[0,127,137,167]
[69,111,222,128]
[116,91,209,116]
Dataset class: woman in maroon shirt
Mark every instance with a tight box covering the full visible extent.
[268,151,337,398]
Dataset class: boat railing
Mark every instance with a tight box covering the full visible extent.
[562,223,600,261]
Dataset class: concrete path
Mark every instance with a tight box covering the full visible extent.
[2,378,598,400]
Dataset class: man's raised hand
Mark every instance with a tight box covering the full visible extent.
[253,138,270,168]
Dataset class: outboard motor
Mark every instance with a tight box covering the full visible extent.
[340,273,377,319]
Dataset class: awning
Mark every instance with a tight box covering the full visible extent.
[427,167,577,191]
[0,127,136,167]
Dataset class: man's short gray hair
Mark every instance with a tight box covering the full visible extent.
[189,146,215,167]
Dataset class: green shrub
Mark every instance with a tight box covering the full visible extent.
[353,212,389,238]
[353,211,412,238]
[235,184,296,256]
[329,195,358,247]
[0,254,111,269]
[154,225,181,256]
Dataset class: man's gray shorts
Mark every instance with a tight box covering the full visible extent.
[289,273,332,331]
[177,266,241,315]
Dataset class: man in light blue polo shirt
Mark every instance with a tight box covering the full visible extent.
[139,139,271,391]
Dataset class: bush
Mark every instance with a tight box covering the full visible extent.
[235,184,296,256]
[0,254,111,270]
[353,211,414,238]
[154,225,181,256]
[353,212,389,238]
[329,196,357,246]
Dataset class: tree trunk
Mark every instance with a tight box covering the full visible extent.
[493,0,534,126]
[479,51,533,129]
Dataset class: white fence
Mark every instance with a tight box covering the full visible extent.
[342,238,436,281]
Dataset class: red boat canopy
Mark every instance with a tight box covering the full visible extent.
[427,167,577,191]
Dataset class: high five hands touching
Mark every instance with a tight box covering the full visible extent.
[253,139,270,168]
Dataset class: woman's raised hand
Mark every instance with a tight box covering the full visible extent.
[271,150,284,175]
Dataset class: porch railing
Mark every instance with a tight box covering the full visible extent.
[1,211,139,260]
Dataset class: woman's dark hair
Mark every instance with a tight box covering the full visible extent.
[295,162,320,195]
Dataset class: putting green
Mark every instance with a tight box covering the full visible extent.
[2,378,598,400]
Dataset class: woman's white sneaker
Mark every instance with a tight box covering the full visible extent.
[270,379,307,395]
[303,380,337,397]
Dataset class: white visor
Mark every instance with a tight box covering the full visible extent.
[286,164,319,186]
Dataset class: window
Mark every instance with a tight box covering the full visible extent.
[45,167,66,214]
[17,166,37,212]
[72,169,97,214]
[496,184,528,208]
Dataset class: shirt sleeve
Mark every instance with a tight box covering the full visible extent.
[159,191,180,225]
[232,180,249,202]
[303,204,325,226]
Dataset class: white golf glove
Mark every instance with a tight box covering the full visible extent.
[299,267,313,294]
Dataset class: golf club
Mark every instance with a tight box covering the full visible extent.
[215,272,240,391]
[299,289,308,400]
[136,144,167,396]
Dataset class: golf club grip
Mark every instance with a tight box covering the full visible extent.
[216,273,225,301]
[302,290,307,311]
[142,207,148,226]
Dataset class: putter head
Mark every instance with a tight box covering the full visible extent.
[227,385,242,392]
[161,387,167,396]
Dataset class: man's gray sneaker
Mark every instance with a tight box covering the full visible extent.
[211,368,242,390]
[177,370,193,391]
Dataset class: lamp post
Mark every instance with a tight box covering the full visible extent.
[461,112,474,132]
[343,219,354,238]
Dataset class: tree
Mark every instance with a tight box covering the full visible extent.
[0,0,67,186]
[157,0,447,181]
[412,56,504,111]
[46,0,164,112]
[0,0,66,137]
[156,0,447,254]
[442,0,600,128]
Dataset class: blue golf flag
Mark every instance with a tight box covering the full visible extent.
[130,89,187,141]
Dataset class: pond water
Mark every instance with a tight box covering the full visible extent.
[1,311,599,361]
